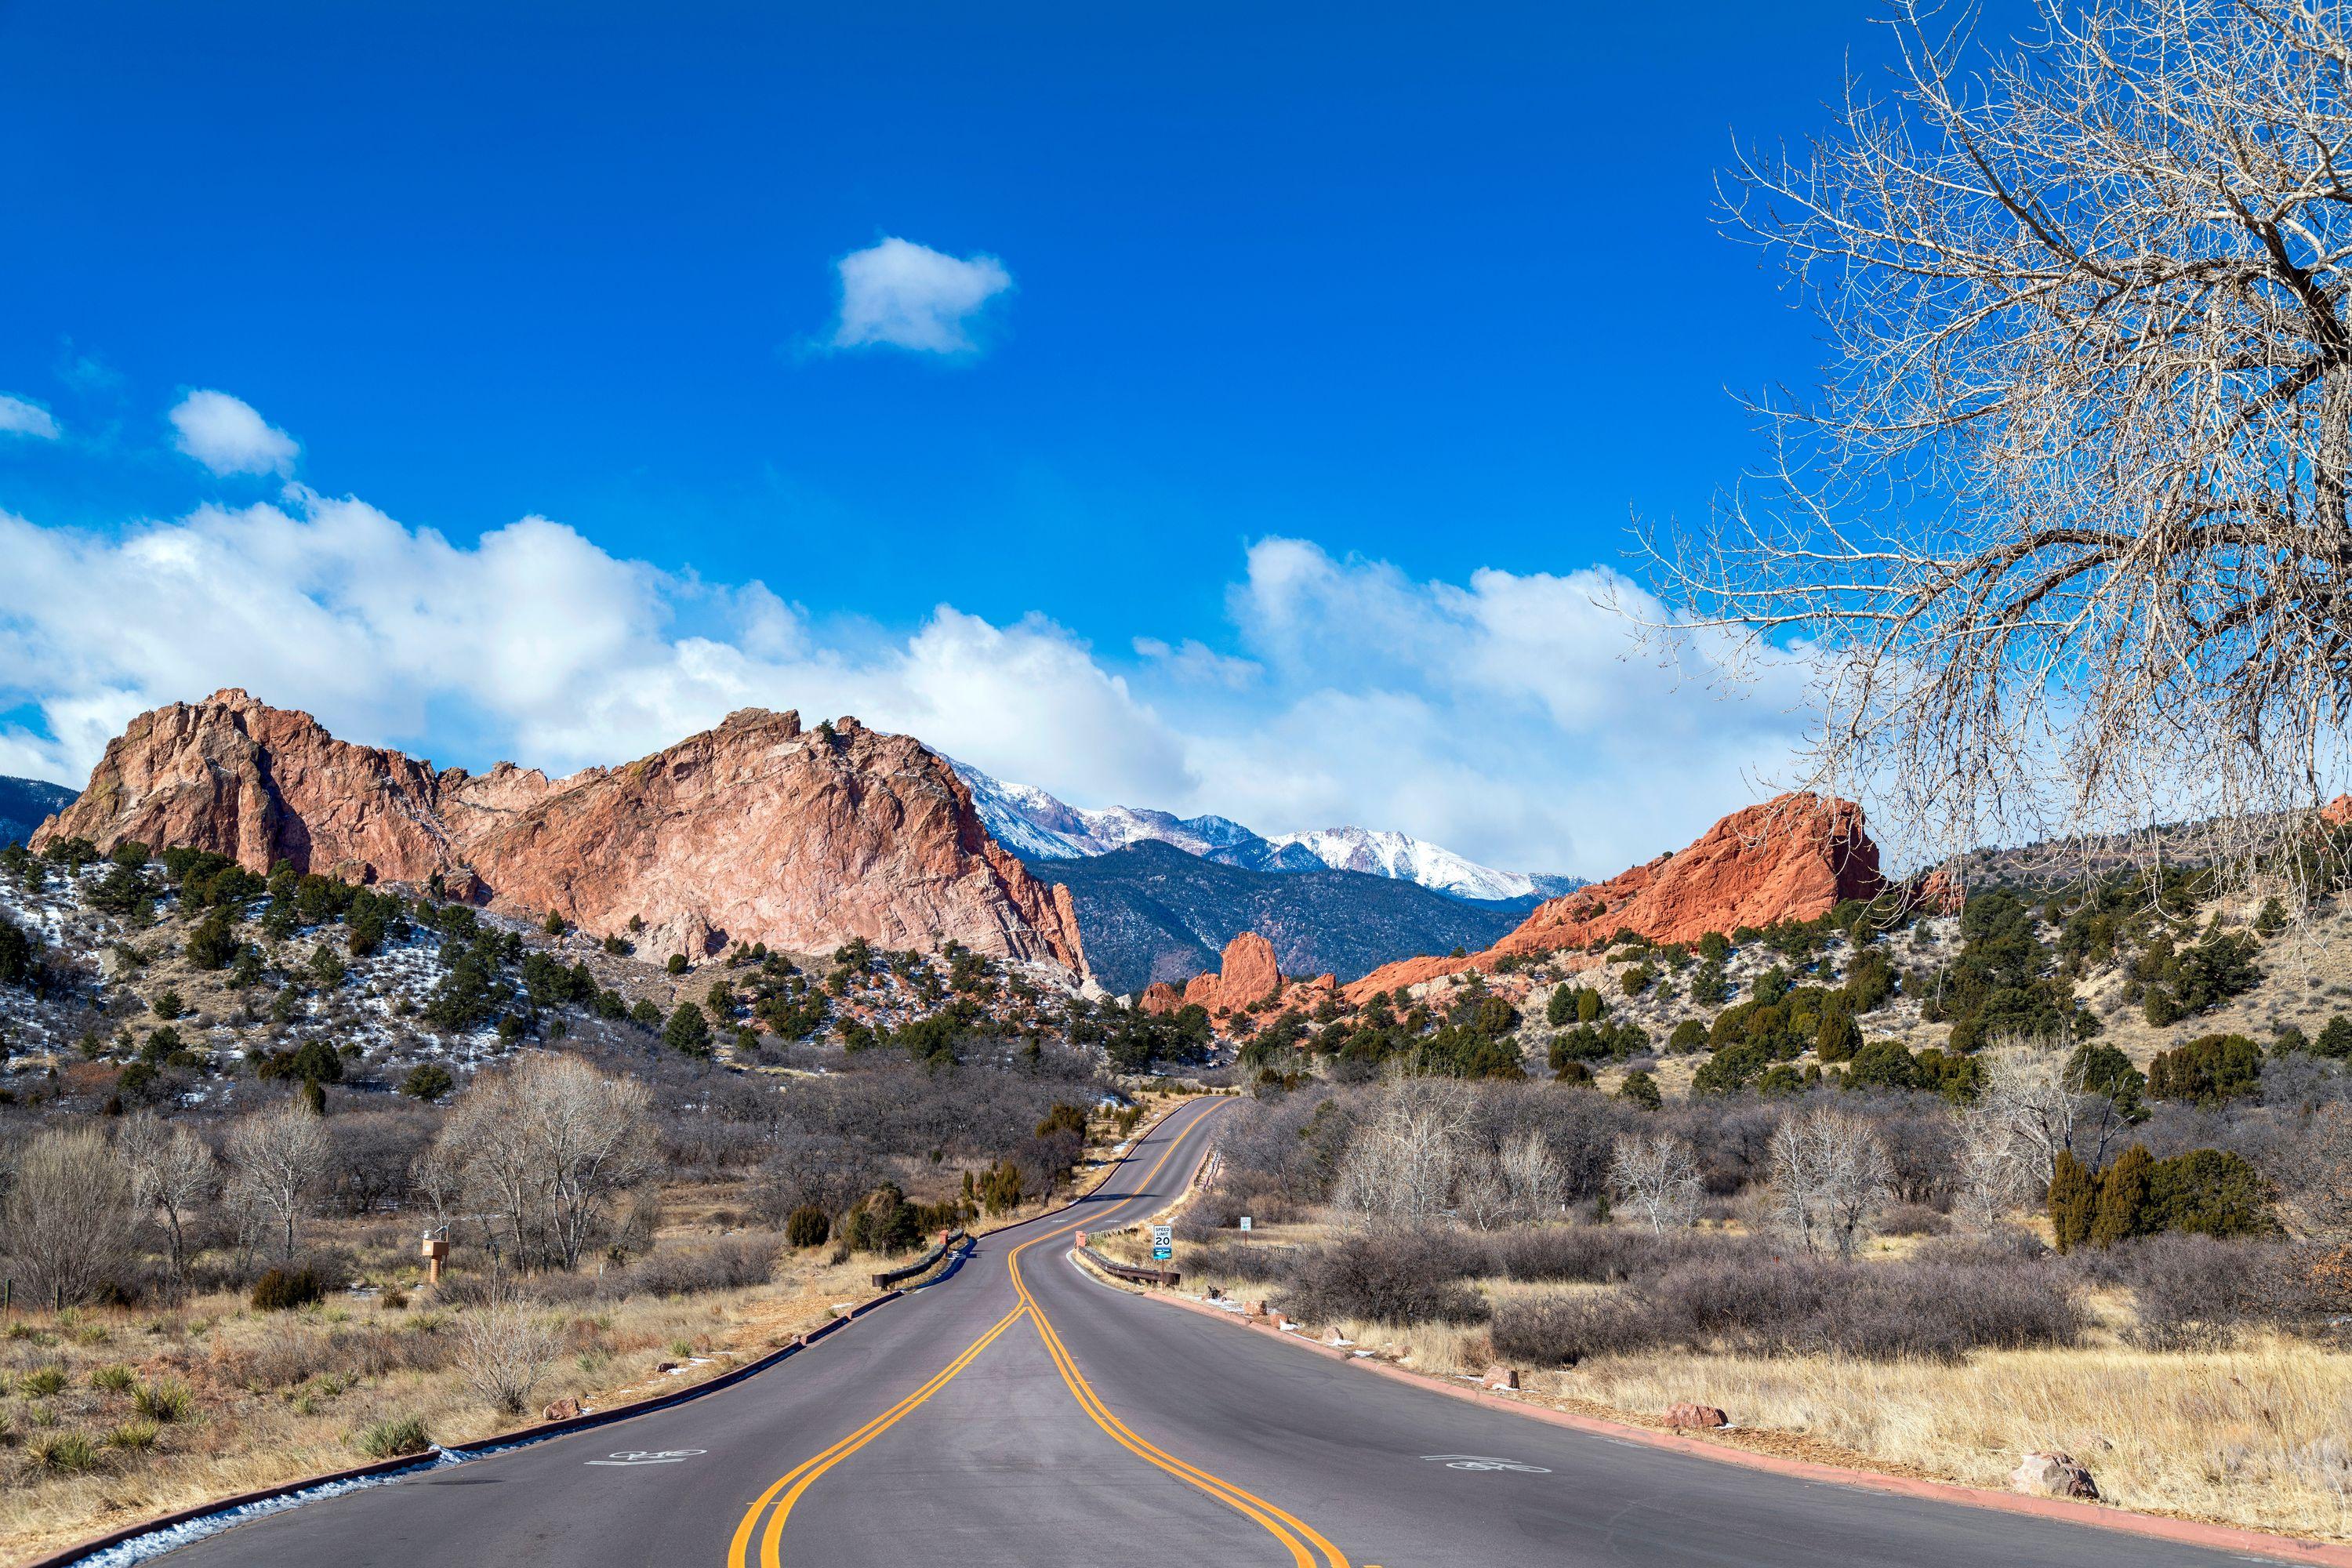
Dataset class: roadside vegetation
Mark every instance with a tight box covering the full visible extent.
[0,832,1189,1564]
[1142,1015,2352,1539]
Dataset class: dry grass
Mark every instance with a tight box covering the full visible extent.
[1157,1217,2352,1543]
[1544,1335,2352,1540]
[0,1251,873,1567]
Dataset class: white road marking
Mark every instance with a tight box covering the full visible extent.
[586,1449,707,1467]
[1421,1454,1553,1474]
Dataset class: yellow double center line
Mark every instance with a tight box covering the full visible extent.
[727,1101,1350,1568]
[1007,1194,1351,1568]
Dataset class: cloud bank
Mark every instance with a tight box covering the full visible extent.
[0,488,1809,877]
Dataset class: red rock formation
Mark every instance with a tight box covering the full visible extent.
[38,691,1088,976]
[1139,931,1286,1018]
[1912,864,1965,916]
[1345,793,1882,1002]
[2323,794,2352,828]
[1138,981,1185,1017]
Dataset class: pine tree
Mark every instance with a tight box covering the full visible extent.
[2089,1142,2151,1247]
[2047,1149,2098,1252]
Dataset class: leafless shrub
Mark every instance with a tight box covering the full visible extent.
[453,1283,561,1415]
[1,1126,140,1305]
[1333,1076,1474,1229]
[1490,1292,1657,1366]
[1276,1232,1491,1327]
[432,1056,655,1271]
[604,1235,779,1299]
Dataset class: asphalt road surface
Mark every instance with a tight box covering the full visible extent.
[147,1097,2270,1568]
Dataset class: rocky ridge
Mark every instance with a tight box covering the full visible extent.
[36,691,1090,976]
[1345,792,1882,1001]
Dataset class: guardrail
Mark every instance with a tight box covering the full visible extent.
[1077,1244,1180,1289]
[871,1228,966,1289]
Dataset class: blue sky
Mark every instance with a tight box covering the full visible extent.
[0,2,1994,875]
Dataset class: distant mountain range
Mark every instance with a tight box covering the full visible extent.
[0,775,75,848]
[951,760,1583,906]
[1033,840,1529,993]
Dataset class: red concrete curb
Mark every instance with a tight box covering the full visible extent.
[1124,1281,2352,1567]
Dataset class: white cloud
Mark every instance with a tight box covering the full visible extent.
[0,394,60,440]
[829,238,1012,354]
[1132,637,1260,688]
[169,390,299,476]
[0,499,1813,877]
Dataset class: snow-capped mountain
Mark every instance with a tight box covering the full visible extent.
[949,760,1581,904]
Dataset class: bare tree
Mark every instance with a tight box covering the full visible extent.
[453,1281,561,1415]
[1973,1034,2085,1192]
[228,1100,329,1261]
[1,1127,140,1305]
[1334,1075,1472,1229]
[1948,1104,2027,1236]
[1767,1105,1893,1256]
[431,1056,655,1270]
[1631,0,2352,880]
[118,1112,217,1288]
[1609,1131,1703,1235]
[1498,1129,1569,1221]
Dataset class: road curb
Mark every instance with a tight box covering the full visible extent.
[19,1098,1212,1568]
[1123,1280,2352,1568]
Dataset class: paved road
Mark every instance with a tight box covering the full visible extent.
[147,1098,2270,1568]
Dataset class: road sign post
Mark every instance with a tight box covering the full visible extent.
[1151,1223,1173,1286]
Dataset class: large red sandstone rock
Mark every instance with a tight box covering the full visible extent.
[1345,793,1882,1002]
[2324,794,2352,828]
[38,691,1088,976]
[1138,981,1185,1017]
[1172,931,1283,1017]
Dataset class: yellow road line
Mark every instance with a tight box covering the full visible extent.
[726,1301,1026,1568]
[1007,1107,1353,1568]
[728,1099,1232,1566]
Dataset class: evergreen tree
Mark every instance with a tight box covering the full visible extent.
[2089,1142,2151,1247]
[1617,1069,1662,1109]
[2046,1149,2098,1252]
[664,1001,713,1057]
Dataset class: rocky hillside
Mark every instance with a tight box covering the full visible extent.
[37,691,1088,976]
[0,840,1098,1114]
[1035,840,1525,994]
[1347,793,1882,1000]
[0,775,74,848]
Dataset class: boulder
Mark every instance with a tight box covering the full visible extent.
[1664,1403,1730,1428]
[2009,1451,2099,1500]
[542,1396,583,1422]
[37,689,1091,978]
[1481,1367,1519,1391]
